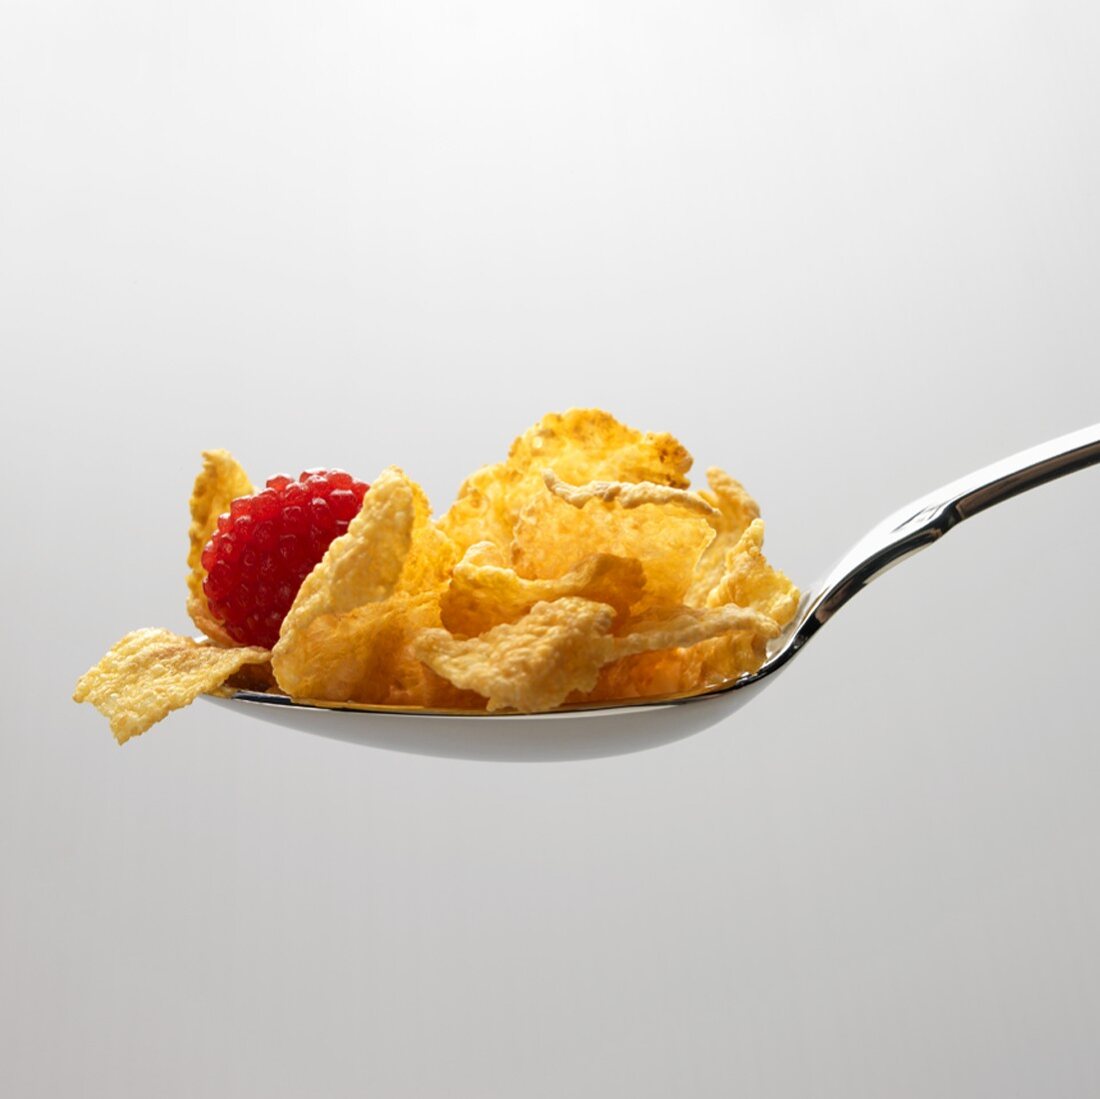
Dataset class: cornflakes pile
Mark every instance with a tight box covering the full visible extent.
[74,410,798,743]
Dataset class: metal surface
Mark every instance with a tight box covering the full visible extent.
[208,422,1100,761]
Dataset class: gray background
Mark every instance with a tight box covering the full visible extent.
[2,1,1099,1096]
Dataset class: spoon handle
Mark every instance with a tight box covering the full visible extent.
[793,422,1100,644]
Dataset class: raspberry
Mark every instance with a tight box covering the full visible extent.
[201,469,369,649]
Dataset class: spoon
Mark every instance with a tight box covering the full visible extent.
[205,423,1100,761]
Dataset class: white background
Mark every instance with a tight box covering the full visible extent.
[3,2,1099,1096]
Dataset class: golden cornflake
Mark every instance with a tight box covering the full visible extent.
[542,469,718,517]
[272,592,441,705]
[277,466,418,642]
[511,490,715,613]
[688,467,763,604]
[272,467,458,705]
[440,542,645,636]
[186,450,254,645]
[617,603,779,657]
[579,603,780,703]
[415,597,619,712]
[73,629,270,744]
[438,409,693,554]
[683,519,800,688]
[706,519,799,625]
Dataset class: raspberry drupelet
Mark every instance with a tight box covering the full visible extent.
[201,469,369,649]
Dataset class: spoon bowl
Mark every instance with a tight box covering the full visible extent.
[206,422,1100,761]
[205,676,784,761]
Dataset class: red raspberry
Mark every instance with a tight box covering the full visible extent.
[201,469,369,649]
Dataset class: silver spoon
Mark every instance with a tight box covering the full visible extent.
[205,423,1100,761]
